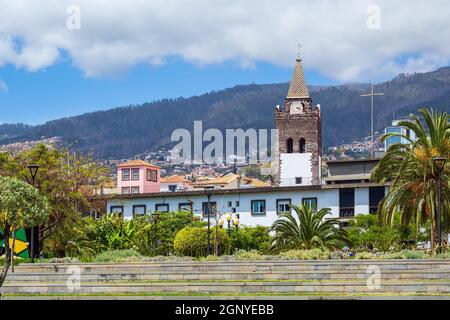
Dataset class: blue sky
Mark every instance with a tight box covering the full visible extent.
[0,57,335,125]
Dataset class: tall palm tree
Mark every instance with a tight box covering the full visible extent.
[371,108,450,251]
[269,204,348,253]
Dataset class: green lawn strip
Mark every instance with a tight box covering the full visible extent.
[3,292,450,297]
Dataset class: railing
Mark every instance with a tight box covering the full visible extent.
[339,207,355,217]
[279,177,314,186]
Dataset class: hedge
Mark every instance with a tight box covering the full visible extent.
[174,227,229,257]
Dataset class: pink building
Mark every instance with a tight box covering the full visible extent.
[117,160,160,194]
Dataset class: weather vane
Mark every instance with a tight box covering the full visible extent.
[296,42,303,59]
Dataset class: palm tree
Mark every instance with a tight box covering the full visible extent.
[269,204,348,253]
[371,108,450,251]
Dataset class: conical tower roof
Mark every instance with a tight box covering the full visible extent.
[286,57,310,99]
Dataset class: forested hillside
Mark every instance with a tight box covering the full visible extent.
[1,67,449,159]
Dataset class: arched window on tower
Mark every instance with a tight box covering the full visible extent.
[299,138,306,153]
[286,138,293,153]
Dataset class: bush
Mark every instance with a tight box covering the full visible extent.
[279,249,330,260]
[94,249,144,262]
[229,226,270,253]
[354,252,377,260]
[234,249,264,261]
[381,249,429,260]
[174,227,229,257]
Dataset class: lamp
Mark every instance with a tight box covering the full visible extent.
[28,164,39,186]
[151,212,160,256]
[225,213,232,236]
[27,164,40,263]
[218,218,224,226]
[203,186,215,256]
[433,156,447,254]
[433,157,446,172]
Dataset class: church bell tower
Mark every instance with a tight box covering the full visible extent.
[275,55,322,186]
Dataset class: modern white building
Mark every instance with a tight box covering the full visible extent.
[384,119,417,151]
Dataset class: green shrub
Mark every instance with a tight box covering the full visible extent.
[279,249,330,260]
[94,249,143,262]
[381,249,429,259]
[354,252,377,260]
[435,251,450,259]
[234,249,264,261]
[173,227,229,257]
[229,226,271,253]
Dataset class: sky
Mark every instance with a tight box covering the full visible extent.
[1,0,450,124]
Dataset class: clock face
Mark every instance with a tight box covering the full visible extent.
[290,101,303,114]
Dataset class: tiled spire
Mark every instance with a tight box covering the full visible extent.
[286,57,310,99]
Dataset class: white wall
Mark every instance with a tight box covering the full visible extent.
[355,188,369,214]
[280,153,313,186]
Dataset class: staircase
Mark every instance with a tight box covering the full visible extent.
[2,260,450,299]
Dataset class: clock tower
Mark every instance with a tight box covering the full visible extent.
[275,56,322,186]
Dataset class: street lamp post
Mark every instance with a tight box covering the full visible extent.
[216,217,224,256]
[28,164,40,263]
[151,212,160,256]
[233,218,240,230]
[433,156,447,254]
[225,213,232,237]
[204,186,214,256]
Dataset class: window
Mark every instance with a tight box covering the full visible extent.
[369,187,385,214]
[276,199,291,215]
[178,202,192,212]
[286,138,293,153]
[155,203,169,212]
[235,201,240,207]
[147,169,158,182]
[131,186,140,194]
[202,202,217,217]
[302,197,317,211]
[121,187,130,194]
[231,208,236,213]
[131,168,140,180]
[295,177,302,184]
[122,169,130,181]
[132,205,146,218]
[251,200,266,215]
[169,185,177,192]
[339,188,355,217]
[299,138,306,153]
[227,201,232,207]
[110,206,123,215]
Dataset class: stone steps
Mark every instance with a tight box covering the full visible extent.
[2,280,450,294]
[13,260,450,273]
[3,260,450,297]
[5,269,450,282]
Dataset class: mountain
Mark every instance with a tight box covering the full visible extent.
[1,67,450,159]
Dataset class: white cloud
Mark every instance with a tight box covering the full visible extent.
[0,79,7,93]
[0,0,449,81]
